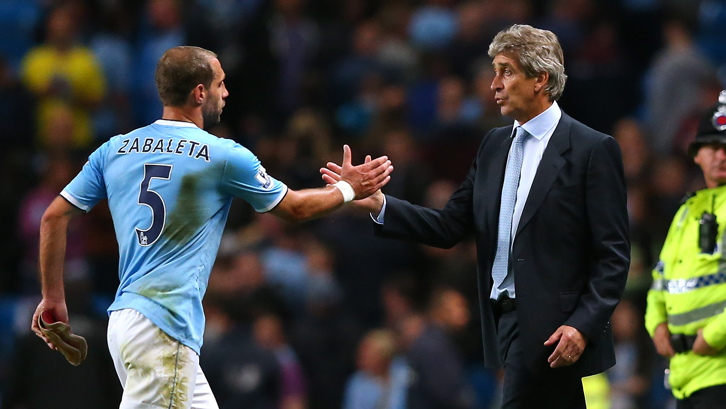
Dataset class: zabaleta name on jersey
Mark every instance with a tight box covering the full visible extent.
[116,137,211,162]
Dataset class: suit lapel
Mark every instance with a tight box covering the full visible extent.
[515,114,572,236]
[484,129,515,240]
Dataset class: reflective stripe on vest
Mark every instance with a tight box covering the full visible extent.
[651,272,726,293]
[667,299,726,326]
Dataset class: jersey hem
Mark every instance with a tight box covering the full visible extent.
[108,294,202,355]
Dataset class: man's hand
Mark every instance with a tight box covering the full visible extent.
[321,151,388,214]
[331,145,392,200]
[692,328,719,356]
[545,325,587,368]
[652,322,675,358]
[31,298,68,350]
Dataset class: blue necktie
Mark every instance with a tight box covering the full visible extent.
[492,127,528,294]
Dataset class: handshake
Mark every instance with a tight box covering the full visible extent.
[321,144,391,214]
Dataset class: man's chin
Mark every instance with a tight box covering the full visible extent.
[202,114,222,130]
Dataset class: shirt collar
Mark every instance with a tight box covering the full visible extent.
[154,119,199,128]
[512,101,562,140]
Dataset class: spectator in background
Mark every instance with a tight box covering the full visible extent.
[0,56,35,147]
[18,156,87,293]
[608,299,653,409]
[376,3,418,81]
[436,76,481,129]
[366,81,409,144]
[644,14,712,155]
[332,20,383,106]
[446,1,489,79]
[536,0,590,59]
[302,238,344,310]
[289,264,363,409]
[367,128,431,205]
[89,3,134,140]
[254,312,308,409]
[314,208,424,327]
[202,299,282,409]
[269,0,320,115]
[132,0,185,125]
[648,156,690,242]
[396,284,475,409]
[276,109,333,190]
[381,273,429,329]
[206,250,289,327]
[20,2,106,149]
[342,329,408,409]
[613,118,651,186]
[408,0,459,52]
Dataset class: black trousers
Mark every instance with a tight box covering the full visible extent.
[497,310,586,409]
[676,384,726,409]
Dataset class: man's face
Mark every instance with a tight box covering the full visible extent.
[490,54,539,122]
[202,58,229,129]
[695,142,726,188]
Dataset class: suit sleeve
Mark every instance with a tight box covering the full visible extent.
[374,132,492,248]
[565,136,630,345]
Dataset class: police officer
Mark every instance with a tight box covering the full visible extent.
[645,91,726,409]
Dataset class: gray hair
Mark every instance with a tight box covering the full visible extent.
[488,24,567,101]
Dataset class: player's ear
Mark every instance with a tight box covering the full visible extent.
[191,84,205,106]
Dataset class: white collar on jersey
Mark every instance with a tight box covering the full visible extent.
[154,119,199,128]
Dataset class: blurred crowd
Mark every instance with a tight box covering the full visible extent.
[1,0,725,408]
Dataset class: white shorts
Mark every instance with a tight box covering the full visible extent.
[107,309,218,409]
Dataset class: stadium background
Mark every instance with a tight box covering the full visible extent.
[0,0,724,408]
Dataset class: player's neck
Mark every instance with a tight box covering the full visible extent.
[161,106,202,129]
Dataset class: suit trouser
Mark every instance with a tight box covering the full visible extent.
[676,384,726,409]
[497,310,586,409]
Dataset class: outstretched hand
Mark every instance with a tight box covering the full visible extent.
[321,152,387,214]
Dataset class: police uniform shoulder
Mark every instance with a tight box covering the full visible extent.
[680,191,697,205]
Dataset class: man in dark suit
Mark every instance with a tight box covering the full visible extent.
[322,24,630,408]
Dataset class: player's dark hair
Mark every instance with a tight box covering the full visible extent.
[155,46,217,107]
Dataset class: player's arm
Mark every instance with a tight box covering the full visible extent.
[271,145,393,223]
[31,196,83,348]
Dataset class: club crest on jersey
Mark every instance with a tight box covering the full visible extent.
[255,166,273,189]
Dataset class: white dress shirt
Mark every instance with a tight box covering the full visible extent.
[491,101,561,300]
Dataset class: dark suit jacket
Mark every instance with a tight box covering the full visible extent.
[375,113,630,376]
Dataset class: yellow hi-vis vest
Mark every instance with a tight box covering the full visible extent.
[645,185,726,399]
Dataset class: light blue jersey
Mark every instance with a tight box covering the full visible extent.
[61,120,287,354]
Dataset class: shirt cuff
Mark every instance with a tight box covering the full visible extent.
[370,195,387,225]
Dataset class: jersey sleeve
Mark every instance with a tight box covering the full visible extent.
[221,143,287,212]
[60,141,110,212]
